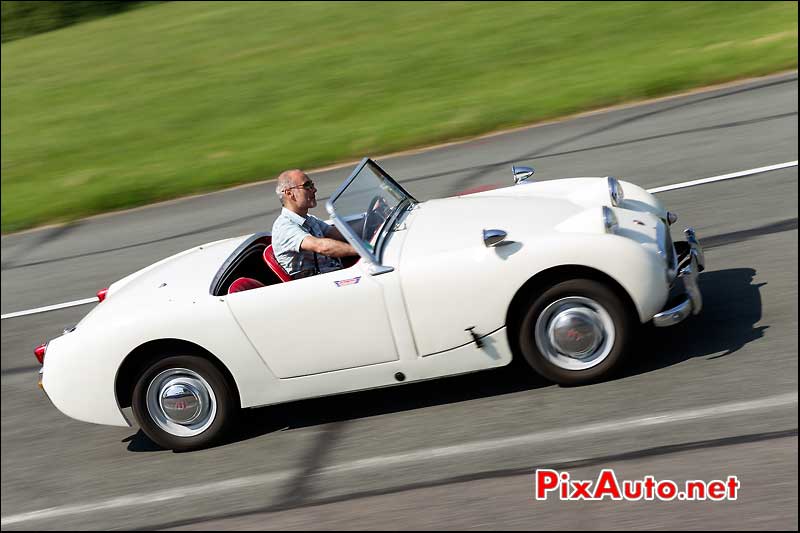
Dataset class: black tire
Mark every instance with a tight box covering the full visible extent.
[132,355,237,451]
[517,279,635,385]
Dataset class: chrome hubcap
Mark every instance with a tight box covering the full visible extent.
[146,368,216,437]
[535,297,615,371]
[549,307,603,357]
[161,384,202,424]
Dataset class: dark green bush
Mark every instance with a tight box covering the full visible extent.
[1,1,161,43]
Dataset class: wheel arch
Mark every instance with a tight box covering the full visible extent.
[505,264,639,360]
[115,338,241,410]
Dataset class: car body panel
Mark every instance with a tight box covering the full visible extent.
[42,291,277,426]
[396,190,669,356]
[226,264,399,378]
[105,236,244,301]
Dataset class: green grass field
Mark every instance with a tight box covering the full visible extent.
[2,1,797,232]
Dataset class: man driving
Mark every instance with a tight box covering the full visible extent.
[272,169,358,279]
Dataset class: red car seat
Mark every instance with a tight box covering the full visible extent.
[227,277,266,294]
[263,244,292,283]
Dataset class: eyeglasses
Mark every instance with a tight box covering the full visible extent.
[284,180,315,191]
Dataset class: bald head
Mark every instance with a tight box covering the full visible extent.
[275,169,317,214]
[276,169,304,203]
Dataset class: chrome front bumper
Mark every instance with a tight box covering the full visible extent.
[653,227,705,327]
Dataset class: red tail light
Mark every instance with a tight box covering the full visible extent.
[97,288,109,302]
[34,343,47,365]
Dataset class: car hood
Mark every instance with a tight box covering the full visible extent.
[401,195,579,259]
[463,177,666,216]
[400,177,665,258]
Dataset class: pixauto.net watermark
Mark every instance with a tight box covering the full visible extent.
[534,469,740,501]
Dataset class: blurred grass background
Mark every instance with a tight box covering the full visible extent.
[1,1,797,232]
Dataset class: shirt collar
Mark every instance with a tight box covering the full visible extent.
[281,207,307,226]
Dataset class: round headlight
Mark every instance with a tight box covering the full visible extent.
[607,176,624,207]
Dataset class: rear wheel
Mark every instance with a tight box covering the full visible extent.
[518,279,634,385]
[132,355,236,451]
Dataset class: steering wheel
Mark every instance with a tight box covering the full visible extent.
[362,195,390,242]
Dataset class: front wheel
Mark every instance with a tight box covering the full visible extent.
[132,355,237,451]
[518,279,635,385]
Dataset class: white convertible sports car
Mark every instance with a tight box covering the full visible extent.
[36,158,705,451]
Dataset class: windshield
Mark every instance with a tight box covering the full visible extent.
[326,159,415,256]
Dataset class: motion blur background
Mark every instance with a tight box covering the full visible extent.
[1,1,796,233]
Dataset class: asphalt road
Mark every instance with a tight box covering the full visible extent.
[1,71,797,530]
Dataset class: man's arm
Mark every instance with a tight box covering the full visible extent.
[325,225,348,242]
[300,235,358,257]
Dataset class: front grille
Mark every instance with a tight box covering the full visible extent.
[665,228,676,269]
[656,220,679,285]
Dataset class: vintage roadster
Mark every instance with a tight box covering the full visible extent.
[36,158,704,450]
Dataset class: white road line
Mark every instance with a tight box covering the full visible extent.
[2,159,797,322]
[646,160,797,193]
[320,391,798,475]
[0,297,99,320]
[0,470,298,527]
[1,391,796,526]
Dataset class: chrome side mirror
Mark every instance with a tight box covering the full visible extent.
[483,229,509,247]
[512,165,535,184]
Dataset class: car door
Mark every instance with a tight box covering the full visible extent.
[225,265,398,378]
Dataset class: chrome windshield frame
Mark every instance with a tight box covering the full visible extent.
[325,158,416,275]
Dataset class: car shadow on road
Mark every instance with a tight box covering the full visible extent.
[125,267,764,452]
[229,362,553,447]
[622,267,766,376]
